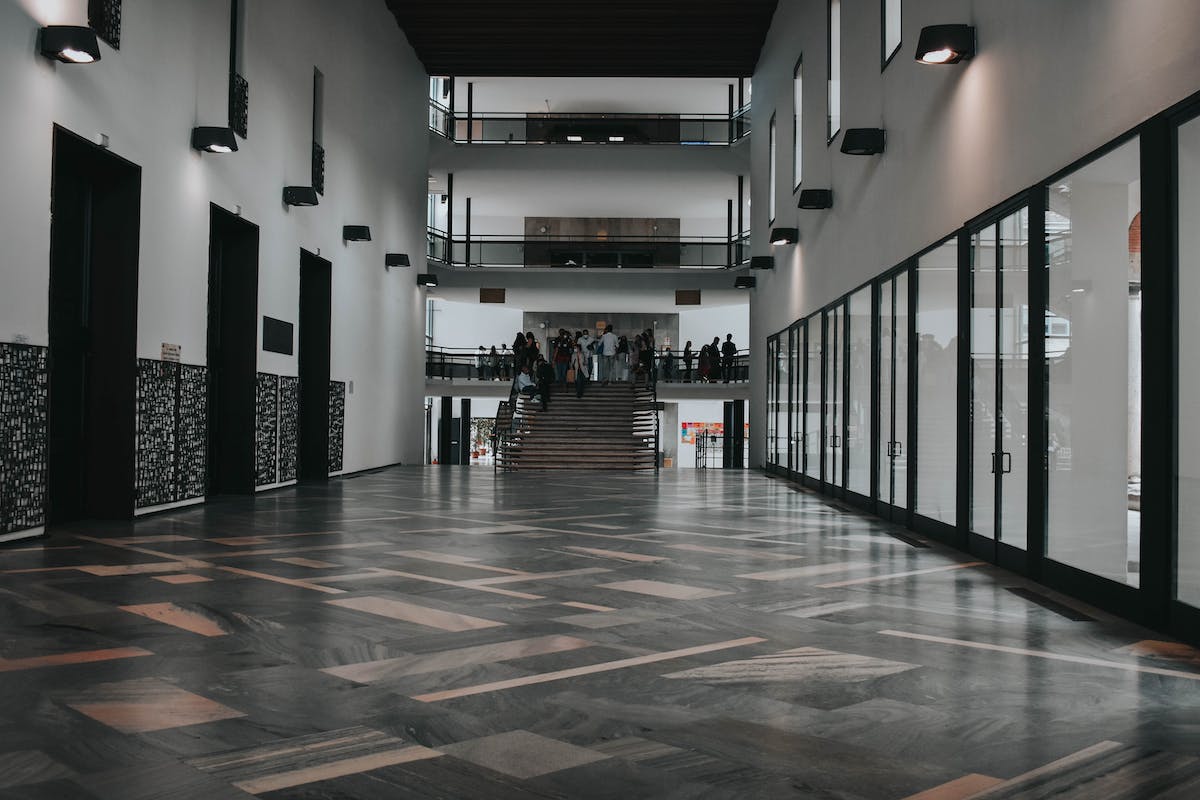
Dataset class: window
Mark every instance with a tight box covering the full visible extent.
[793,57,803,190]
[846,286,873,495]
[769,113,777,223]
[828,0,841,141]
[882,0,902,67]
[1045,138,1141,587]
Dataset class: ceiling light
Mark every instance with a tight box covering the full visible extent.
[750,256,776,270]
[343,225,372,242]
[735,276,756,289]
[915,25,976,65]
[40,26,101,64]
[191,126,239,154]
[608,135,625,142]
[566,135,584,142]
[418,273,439,287]
[798,189,833,210]
[769,228,799,246]
[840,128,886,156]
[283,186,319,207]
[385,253,411,269]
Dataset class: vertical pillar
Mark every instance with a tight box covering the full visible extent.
[438,396,453,466]
[466,82,474,144]
[732,399,746,468]
[723,401,734,468]
[459,399,472,466]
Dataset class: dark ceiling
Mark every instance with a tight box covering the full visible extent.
[383,0,780,78]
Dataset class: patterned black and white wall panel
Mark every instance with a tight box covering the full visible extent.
[134,360,209,509]
[255,372,279,487]
[88,0,122,49]
[0,343,48,534]
[278,376,299,483]
[177,365,208,501]
[329,381,346,473]
[135,360,177,508]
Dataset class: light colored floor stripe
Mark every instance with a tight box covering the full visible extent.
[900,773,1004,800]
[562,546,666,563]
[961,741,1124,799]
[817,562,985,588]
[218,566,346,594]
[233,746,442,794]
[120,603,226,637]
[881,630,1200,682]
[327,596,505,632]
[387,550,528,575]
[560,601,617,612]
[311,567,544,600]
[738,563,869,581]
[464,568,611,586]
[0,647,153,672]
[412,637,766,702]
[667,543,804,560]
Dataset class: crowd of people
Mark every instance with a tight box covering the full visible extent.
[469,329,742,405]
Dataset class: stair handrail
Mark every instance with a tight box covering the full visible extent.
[493,375,520,473]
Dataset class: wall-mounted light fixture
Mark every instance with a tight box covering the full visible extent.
[283,186,319,207]
[750,256,776,270]
[343,225,372,242]
[735,276,756,289]
[769,228,799,246]
[840,128,886,156]
[39,26,101,64]
[385,253,410,269]
[798,189,833,209]
[566,135,584,143]
[608,135,625,142]
[417,273,439,287]
[191,126,238,154]
[915,24,976,65]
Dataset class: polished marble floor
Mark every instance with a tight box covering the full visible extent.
[2,467,1200,798]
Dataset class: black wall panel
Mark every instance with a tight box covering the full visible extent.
[0,343,48,533]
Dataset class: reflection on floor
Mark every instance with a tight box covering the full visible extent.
[1,467,1199,798]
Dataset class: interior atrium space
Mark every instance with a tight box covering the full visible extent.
[2,1,1200,797]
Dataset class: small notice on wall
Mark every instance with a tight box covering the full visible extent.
[161,343,181,363]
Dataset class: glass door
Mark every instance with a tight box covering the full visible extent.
[805,314,823,480]
[766,336,779,468]
[969,207,1030,555]
[789,321,804,477]
[846,287,873,497]
[824,302,846,489]
[878,268,910,518]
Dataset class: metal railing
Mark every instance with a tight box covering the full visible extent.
[426,228,750,270]
[430,105,751,146]
[427,346,751,384]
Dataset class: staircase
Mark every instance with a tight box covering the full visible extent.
[496,382,659,471]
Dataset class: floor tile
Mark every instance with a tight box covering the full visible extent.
[438,730,609,779]
[62,678,245,733]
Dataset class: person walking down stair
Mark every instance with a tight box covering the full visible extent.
[535,354,555,411]
[571,343,590,399]
[599,325,618,384]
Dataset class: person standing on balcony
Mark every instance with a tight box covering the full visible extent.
[641,329,656,386]
[499,344,511,381]
[477,346,489,381]
[488,345,500,380]
[599,325,618,384]
[709,337,723,382]
[698,341,712,382]
[683,341,694,382]
[721,334,738,383]
[662,346,675,382]
[571,342,590,398]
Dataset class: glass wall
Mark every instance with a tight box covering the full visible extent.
[793,58,803,190]
[1179,115,1200,608]
[766,337,780,466]
[789,324,803,474]
[915,240,958,524]
[827,0,841,141]
[879,270,910,511]
[1046,138,1141,586]
[824,304,844,486]
[805,315,823,478]
[846,287,873,495]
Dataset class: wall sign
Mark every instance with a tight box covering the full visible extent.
[161,342,181,363]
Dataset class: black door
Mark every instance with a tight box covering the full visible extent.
[206,206,259,495]
[298,249,332,481]
[46,127,141,524]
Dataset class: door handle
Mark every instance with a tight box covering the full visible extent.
[1003,451,1012,474]
[990,452,998,475]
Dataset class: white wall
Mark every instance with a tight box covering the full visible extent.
[679,305,750,352]
[433,145,749,239]
[453,77,734,115]
[429,300,525,350]
[1,0,429,474]
[747,0,1200,467]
